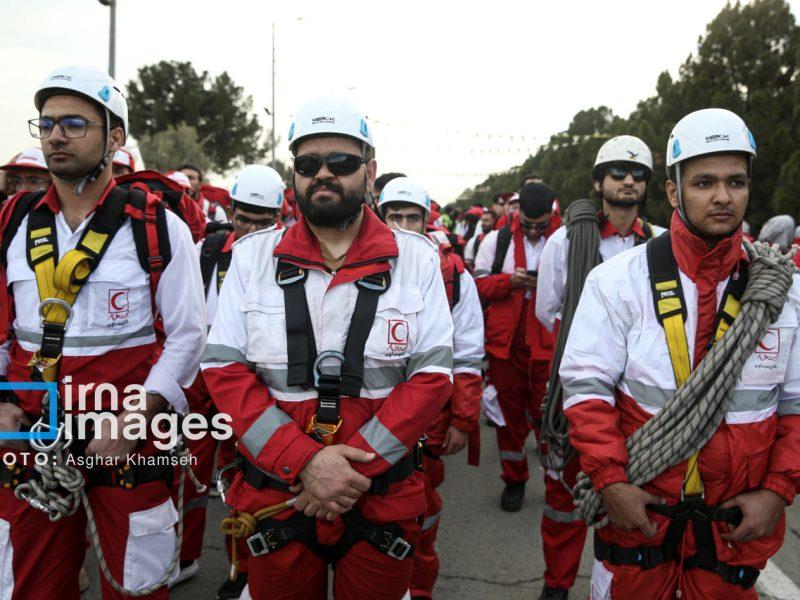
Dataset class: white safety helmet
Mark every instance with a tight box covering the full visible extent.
[666,108,756,232]
[34,65,128,194]
[112,147,136,171]
[593,135,653,178]
[377,177,431,223]
[666,108,756,173]
[231,164,284,210]
[166,170,192,189]
[1,147,48,172]
[288,96,373,155]
[35,65,128,135]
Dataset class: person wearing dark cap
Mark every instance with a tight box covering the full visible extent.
[473,183,561,513]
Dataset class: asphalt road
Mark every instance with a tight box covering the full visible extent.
[83,422,800,599]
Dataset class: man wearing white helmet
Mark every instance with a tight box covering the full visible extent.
[112,147,136,178]
[201,96,453,599]
[378,177,484,600]
[0,65,206,598]
[531,135,665,600]
[174,164,286,598]
[1,147,52,195]
[561,108,800,598]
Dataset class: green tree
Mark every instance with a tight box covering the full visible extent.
[464,0,800,230]
[126,61,269,173]
[136,124,212,174]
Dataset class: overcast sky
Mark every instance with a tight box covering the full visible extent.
[2,0,797,201]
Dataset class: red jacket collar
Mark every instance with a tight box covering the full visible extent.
[599,212,647,239]
[669,211,746,284]
[274,208,399,285]
[34,179,117,214]
[222,231,237,253]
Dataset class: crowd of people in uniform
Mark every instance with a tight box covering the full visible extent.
[0,63,798,600]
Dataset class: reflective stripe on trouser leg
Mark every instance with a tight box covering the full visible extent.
[541,457,587,590]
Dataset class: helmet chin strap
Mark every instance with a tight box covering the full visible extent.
[73,108,112,196]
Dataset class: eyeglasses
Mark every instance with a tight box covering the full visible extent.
[234,213,276,231]
[294,153,367,177]
[606,165,648,182]
[519,218,551,232]
[6,174,49,192]
[28,116,101,139]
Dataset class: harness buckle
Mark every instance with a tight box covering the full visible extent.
[276,265,306,287]
[147,255,164,272]
[385,536,412,560]
[356,273,389,293]
[117,464,136,489]
[246,528,285,557]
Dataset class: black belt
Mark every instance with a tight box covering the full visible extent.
[594,497,759,590]
[246,507,413,562]
[241,440,422,497]
[85,461,174,489]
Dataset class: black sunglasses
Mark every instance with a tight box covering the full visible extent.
[520,217,551,232]
[606,165,648,182]
[294,153,367,177]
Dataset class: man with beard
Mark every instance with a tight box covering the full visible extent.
[533,135,664,599]
[465,209,496,268]
[201,96,454,599]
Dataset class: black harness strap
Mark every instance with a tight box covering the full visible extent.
[276,260,316,387]
[200,231,230,296]
[451,266,461,307]
[491,224,512,275]
[0,191,46,266]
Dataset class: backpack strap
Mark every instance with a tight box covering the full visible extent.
[0,191,46,266]
[491,224,512,275]
[125,188,172,310]
[200,231,229,296]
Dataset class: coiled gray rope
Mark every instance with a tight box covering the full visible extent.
[574,240,799,527]
[539,199,601,473]
[16,433,205,596]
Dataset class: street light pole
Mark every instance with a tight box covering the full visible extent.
[271,22,276,168]
[98,0,116,77]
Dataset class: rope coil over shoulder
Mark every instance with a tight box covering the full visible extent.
[573,239,799,527]
[538,200,601,474]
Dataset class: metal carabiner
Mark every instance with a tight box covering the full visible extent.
[215,461,240,510]
[38,298,74,331]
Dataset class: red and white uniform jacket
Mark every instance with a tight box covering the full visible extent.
[201,210,454,522]
[536,216,666,332]
[561,213,800,568]
[0,182,206,415]
[425,231,484,455]
[197,231,236,329]
[473,212,558,361]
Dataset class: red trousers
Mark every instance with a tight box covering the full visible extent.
[177,429,216,562]
[410,454,445,598]
[246,517,421,600]
[488,348,548,484]
[0,477,174,599]
[540,456,587,589]
[590,555,758,599]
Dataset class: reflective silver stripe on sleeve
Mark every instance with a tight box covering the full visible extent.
[14,324,154,348]
[474,269,490,277]
[240,405,294,459]
[499,450,525,462]
[184,496,209,513]
[453,357,483,371]
[406,346,453,377]
[422,511,442,531]
[543,504,582,524]
[777,396,800,416]
[202,343,249,365]
[358,416,408,465]
[562,377,615,400]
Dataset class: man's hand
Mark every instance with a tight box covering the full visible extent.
[299,445,374,515]
[441,425,469,455]
[600,482,662,538]
[510,268,536,289]
[0,403,30,451]
[720,489,786,543]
